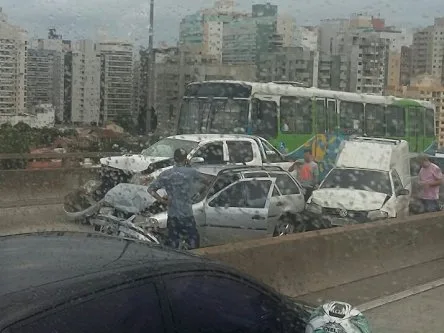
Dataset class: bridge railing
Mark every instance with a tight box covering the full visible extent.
[0,152,127,207]
[0,152,123,169]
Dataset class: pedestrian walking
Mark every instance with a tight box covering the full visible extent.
[288,149,319,201]
[418,154,443,213]
[147,148,208,249]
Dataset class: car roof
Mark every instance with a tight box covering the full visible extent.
[0,232,235,325]
[193,165,286,177]
[218,165,286,175]
[168,134,261,142]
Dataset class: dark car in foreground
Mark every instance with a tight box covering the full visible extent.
[1,232,310,333]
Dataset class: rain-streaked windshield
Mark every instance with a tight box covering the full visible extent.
[3,0,444,331]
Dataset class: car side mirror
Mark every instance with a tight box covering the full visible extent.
[397,189,410,196]
[190,157,205,164]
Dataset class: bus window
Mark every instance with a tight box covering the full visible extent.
[251,99,278,139]
[408,107,424,137]
[200,100,212,131]
[280,96,312,134]
[327,100,337,132]
[386,105,405,136]
[340,101,364,134]
[425,108,435,137]
[209,99,249,134]
[178,99,201,134]
[365,104,385,136]
[316,99,327,133]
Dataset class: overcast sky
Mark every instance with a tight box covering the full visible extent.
[1,0,443,47]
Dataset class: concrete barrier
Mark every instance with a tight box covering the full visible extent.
[193,212,444,297]
[0,168,99,207]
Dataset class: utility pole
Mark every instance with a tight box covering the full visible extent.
[146,0,155,134]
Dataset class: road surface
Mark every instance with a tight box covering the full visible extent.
[0,204,92,236]
[364,281,444,332]
[297,257,444,332]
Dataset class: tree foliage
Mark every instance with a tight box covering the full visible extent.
[0,123,79,169]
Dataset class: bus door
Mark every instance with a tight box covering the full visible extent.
[326,99,337,133]
[408,106,424,152]
[315,98,327,133]
[251,95,278,139]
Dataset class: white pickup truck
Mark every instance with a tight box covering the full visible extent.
[99,134,294,187]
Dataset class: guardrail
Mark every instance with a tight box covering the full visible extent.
[0,152,125,169]
[0,152,122,160]
[0,167,100,207]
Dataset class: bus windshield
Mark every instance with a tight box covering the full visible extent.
[178,98,249,134]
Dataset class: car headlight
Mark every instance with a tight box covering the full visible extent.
[148,217,160,228]
[367,210,389,220]
[133,215,159,227]
[306,202,323,215]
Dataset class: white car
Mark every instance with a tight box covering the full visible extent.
[99,134,293,187]
[306,167,410,226]
[138,166,306,247]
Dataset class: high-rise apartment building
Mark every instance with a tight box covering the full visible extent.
[222,4,279,65]
[400,46,413,86]
[99,41,134,123]
[411,18,444,81]
[276,16,318,51]
[317,54,349,91]
[411,27,431,77]
[318,19,350,56]
[179,0,246,62]
[428,20,444,80]
[386,51,401,92]
[256,47,313,85]
[0,8,27,115]
[64,40,101,125]
[252,3,277,17]
[27,37,64,121]
[345,31,390,94]
[277,15,297,47]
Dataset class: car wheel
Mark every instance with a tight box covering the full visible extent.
[274,218,295,237]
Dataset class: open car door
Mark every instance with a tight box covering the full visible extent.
[202,177,276,244]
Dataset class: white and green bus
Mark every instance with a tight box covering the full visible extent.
[177,80,436,161]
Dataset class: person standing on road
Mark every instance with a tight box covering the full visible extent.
[418,155,443,213]
[288,149,319,201]
[147,148,207,249]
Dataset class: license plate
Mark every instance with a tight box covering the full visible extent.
[323,323,346,333]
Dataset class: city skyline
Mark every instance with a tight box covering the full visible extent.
[2,0,443,46]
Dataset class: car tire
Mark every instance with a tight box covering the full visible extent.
[273,216,296,237]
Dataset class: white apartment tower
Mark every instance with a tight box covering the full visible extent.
[0,8,27,115]
[99,41,134,122]
[67,40,101,125]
